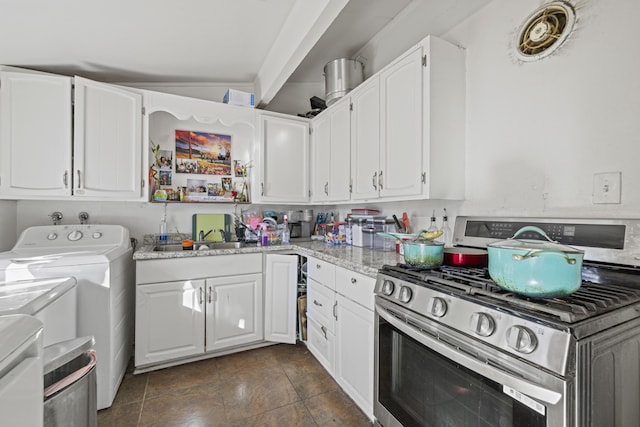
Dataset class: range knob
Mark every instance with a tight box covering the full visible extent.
[506,326,537,354]
[92,232,103,239]
[47,232,58,241]
[381,280,395,296]
[397,286,412,303]
[470,312,495,337]
[429,297,447,317]
[67,230,83,241]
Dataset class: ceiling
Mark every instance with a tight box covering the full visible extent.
[0,0,490,105]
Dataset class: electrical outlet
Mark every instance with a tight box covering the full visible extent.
[593,172,621,204]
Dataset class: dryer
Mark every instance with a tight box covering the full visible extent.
[0,224,134,410]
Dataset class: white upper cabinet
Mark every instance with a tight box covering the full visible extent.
[0,68,144,200]
[420,36,466,200]
[310,97,350,202]
[0,70,73,198]
[350,77,381,201]
[379,45,424,198]
[73,77,143,199]
[256,112,309,203]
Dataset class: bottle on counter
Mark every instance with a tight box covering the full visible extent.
[440,208,452,247]
[282,215,291,244]
[158,204,168,241]
[427,210,439,233]
[259,224,269,247]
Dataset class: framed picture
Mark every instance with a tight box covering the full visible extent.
[186,178,207,194]
[157,150,173,169]
[175,130,232,175]
[159,170,172,186]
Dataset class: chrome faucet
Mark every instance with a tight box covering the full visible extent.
[199,229,213,241]
[218,229,228,242]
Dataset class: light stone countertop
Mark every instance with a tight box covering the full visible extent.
[133,239,403,278]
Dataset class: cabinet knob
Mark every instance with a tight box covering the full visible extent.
[316,264,321,269]
[351,277,357,284]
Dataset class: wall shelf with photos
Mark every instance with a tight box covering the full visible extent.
[144,93,256,204]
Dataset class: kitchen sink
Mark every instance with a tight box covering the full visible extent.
[153,242,244,252]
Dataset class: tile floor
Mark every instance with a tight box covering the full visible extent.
[98,342,372,426]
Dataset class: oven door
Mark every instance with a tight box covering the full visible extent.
[374,298,572,427]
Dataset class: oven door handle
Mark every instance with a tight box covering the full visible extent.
[376,304,563,405]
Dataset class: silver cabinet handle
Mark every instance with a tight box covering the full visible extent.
[333,301,338,320]
[379,170,383,190]
[351,277,357,284]
[261,182,264,196]
[320,325,327,339]
[324,182,329,196]
[372,171,377,190]
[313,299,323,307]
[208,286,213,303]
[199,287,204,305]
[63,171,68,188]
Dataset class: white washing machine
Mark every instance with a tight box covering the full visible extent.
[0,314,44,427]
[0,224,134,410]
[0,276,77,346]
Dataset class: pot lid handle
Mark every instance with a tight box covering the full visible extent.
[512,226,556,242]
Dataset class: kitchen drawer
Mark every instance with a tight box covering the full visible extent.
[306,314,334,376]
[335,267,376,311]
[307,278,336,333]
[306,256,336,290]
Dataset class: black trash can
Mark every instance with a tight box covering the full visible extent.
[43,336,97,427]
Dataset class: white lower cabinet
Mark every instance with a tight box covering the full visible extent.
[205,273,263,351]
[135,279,206,365]
[135,254,264,369]
[335,293,374,419]
[305,258,375,421]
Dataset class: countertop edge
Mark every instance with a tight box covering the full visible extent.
[134,241,403,278]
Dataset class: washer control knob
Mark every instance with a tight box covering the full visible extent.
[470,312,495,337]
[397,286,412,303]
[506,326,537,354]
[67,230,83,241]
[381,280,395,296]
[47,232,58,241]
[429,297,448,317]
[92,232,102,239]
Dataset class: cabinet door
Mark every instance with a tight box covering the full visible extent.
[135,280,205,367]
[264,254,298,344]
[0,71,72,198]
[380,46,424,198]
[350,78,380,201]
[205,273,263,351]
[328,99,351,201]
[335,294,374,420]
[310,113,331,202]
[73,77,143,199]
[258,113,309,203]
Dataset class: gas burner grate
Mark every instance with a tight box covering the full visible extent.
[380,264,640,324]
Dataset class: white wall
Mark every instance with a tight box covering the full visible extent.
[445,0,640,218]
[0,200,17,250]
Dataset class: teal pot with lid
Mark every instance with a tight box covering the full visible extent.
[402,239,444,268]
[487,226,584,297]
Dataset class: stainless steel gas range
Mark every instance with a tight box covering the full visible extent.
[374,217,640,427]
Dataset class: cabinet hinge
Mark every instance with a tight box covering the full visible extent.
[141,179,145,189]
[309,127,312,135]
[308,189,312,198]
[142,106,146,116]
[71,84,75,106]
[350,103,353,111]
[422,54,427,67]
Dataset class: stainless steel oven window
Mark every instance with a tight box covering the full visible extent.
[374,300,569,426]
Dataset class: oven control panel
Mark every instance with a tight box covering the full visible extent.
[375,274,573,376]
